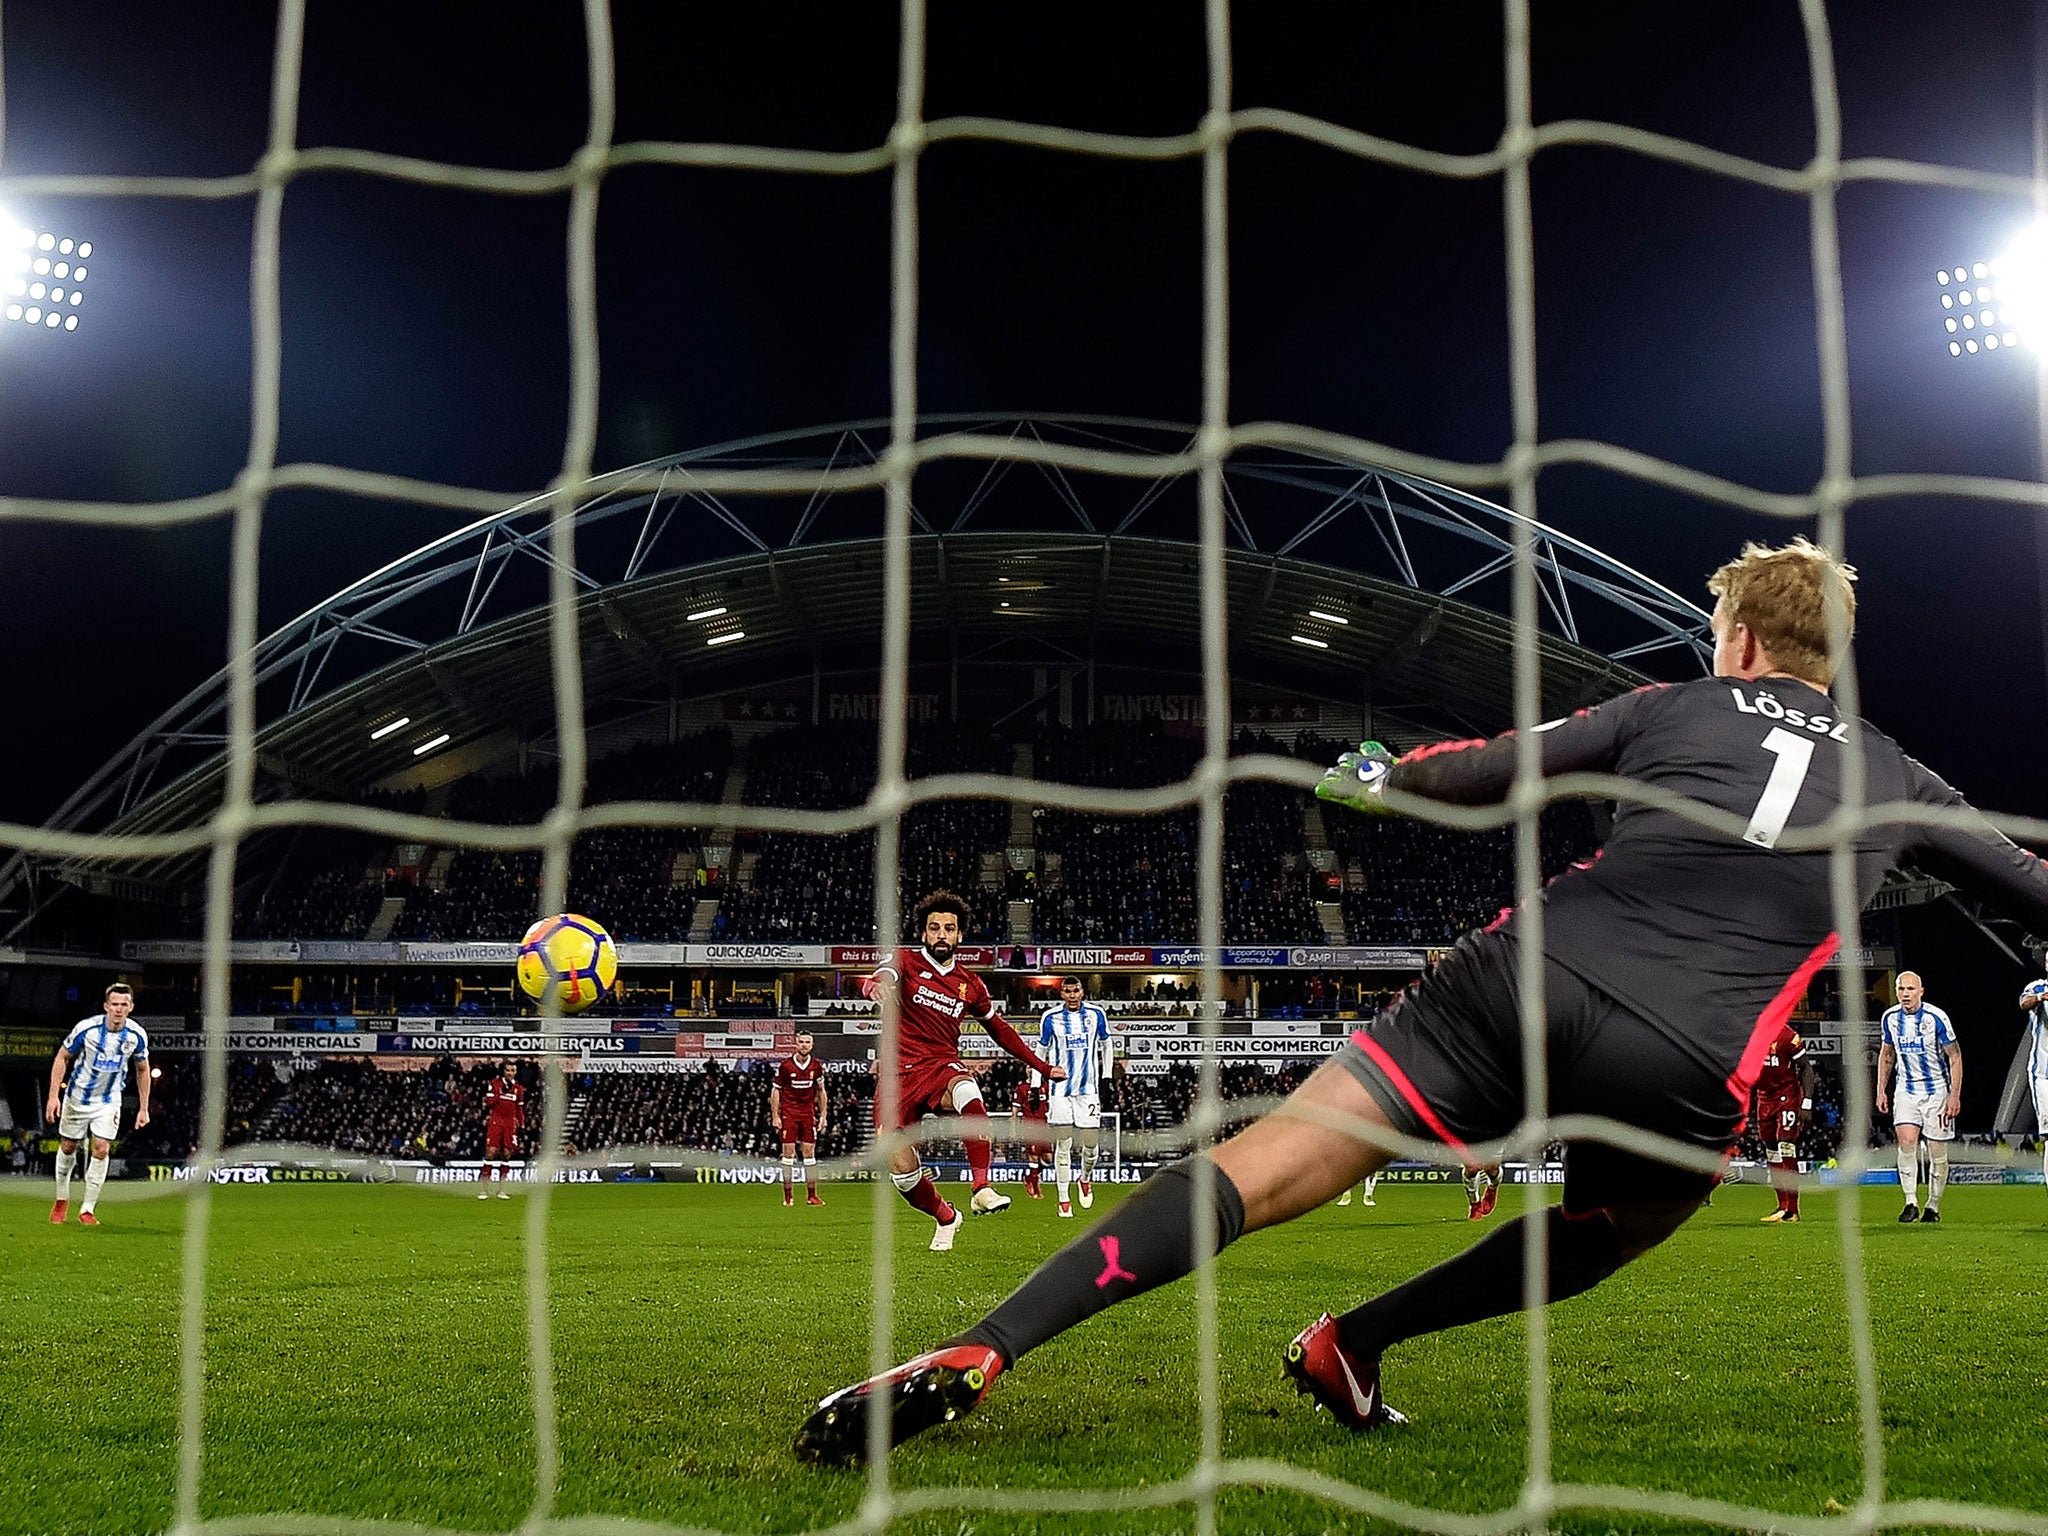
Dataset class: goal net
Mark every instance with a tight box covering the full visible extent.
[6,2,2048,1534]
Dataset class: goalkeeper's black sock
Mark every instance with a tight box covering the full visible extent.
[1335,1207,1625,1360]
[959,1157,1245,1366]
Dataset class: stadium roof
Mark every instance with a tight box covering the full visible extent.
[2,414,1712,932]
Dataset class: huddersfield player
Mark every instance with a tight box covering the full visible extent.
[859,891,1064,1251]
[773,1031,827,1207]
[795,538,2048,1463]
[1875,972,1961,1223]
[46,984,150,1226]
[1040,977,1113,1216]
[1752,1022,1814,1222]
[2020,977,2048,1191]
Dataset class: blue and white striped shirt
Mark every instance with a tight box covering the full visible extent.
[61,1015,148,1110]
[1880,1004,1955,1098]
[2024,980,2048,1082]
[1039,1004,1111,1098]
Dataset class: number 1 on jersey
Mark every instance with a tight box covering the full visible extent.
[1744,726,1815,848]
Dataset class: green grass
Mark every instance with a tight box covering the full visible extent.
[3,1178,2046,1536]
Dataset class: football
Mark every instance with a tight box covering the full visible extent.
[516,913,618,1013]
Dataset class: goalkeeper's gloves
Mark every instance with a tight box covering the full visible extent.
[1314,740,1398,816]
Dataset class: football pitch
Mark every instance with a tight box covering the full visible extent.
[3,1179,2046,1536]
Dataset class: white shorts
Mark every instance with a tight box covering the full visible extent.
[1048,1094,1101,1130]
[1892,1088,1955,1141]
[58,1100,120,1142]
[2029,1075,2048,1136]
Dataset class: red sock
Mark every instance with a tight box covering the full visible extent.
[965,1135,993,1191]
[901,1172,956,1224]
[1770,1159,1796,1212]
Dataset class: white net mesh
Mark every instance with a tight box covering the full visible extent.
[7,0,2048,1532]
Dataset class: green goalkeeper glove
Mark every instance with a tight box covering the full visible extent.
[1314,740,1398,816]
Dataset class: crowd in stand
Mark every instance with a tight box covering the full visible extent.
[573,1063,866,1161]
[718,725,1009,942]
[218,721,1613,951]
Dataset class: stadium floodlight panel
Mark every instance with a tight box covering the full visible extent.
[705,630,745,647]
[2,216,91,334]
[412,732,452,756]
[1289,634,1330,650]
[685,605,727,621]
[369,716,411,741]
[1307,609,1349,625]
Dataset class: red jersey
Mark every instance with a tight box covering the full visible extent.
[484,1079,526,1128]
[1752,1025,1808,1101]
[775,1055,821,1115]
[1019,1074,1049,1117]
[870,946,1046,1074]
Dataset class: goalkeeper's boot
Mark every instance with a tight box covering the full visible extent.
[794,1343,1005,1466]
[78,1211,100,1227]
[48,1199,67,1224]
[1314,741,1398,816]
[1284,1314,1406,1432]
[970,1185,1011,1215]
[1465,1167,1499,1221]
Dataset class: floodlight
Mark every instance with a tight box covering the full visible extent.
[1974,262,1989,278]
[706,631,746,647]
[0,218,94,334]
[369,716,412,741]
[685,606,727,621]
[412,733,452,756]
[1289,634,1330,650]
[1307,609,1350,625]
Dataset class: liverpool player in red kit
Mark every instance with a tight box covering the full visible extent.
[480,1061,525,1199]
[773,1031,828,1207]
[1752,1022,1815,1222]
[860,890,1064,1250]
[1015,1067,1052,1199]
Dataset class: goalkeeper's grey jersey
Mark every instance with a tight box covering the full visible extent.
[1388,675,2048,1078]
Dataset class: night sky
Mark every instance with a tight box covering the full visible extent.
[3,3,2045,1050]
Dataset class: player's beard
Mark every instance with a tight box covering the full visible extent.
[925,936,955,963]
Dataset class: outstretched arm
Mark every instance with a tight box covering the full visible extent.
[1318,686,1664,815]
[983,1011,1065,1080]
[1905,757,2048,934]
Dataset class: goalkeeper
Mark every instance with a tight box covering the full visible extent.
[796,538,2048,1462]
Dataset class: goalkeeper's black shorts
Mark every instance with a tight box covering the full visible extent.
[1335,928,1739,1215]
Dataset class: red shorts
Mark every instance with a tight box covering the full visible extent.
[1759,1093,1803,1149]
[485,1121,520,1157]
[780,1111,818,1145]
[884,1059,975,1133]
[1017,1106,1051,1147]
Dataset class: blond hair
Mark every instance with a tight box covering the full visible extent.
[1707,536,1857,686]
